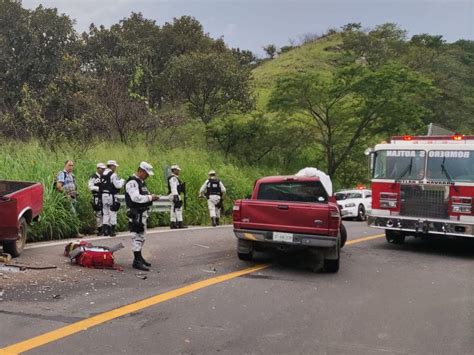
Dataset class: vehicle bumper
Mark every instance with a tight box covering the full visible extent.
[233,228,337,248]
[367,214,474,238]
[340,207,358,219]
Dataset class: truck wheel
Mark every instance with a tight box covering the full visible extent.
[340,223,347,248]
[237,239,253,261]
[357,205,366,221]
[3,217,27,258]
[385,230,405,244]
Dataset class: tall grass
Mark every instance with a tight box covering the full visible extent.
[0,141,276,241]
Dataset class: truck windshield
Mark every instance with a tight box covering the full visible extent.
[426,150,474,182]
[257,181,328,203]
[373,150,426,180]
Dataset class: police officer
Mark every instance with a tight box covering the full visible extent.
[199,170,226,226]
[101,160,125,236]
[125,162,160,271]
[88,163,106,236]
[168,165,187,229]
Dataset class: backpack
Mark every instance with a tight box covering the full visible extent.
[76,248,115,269]
[53,171,76,191]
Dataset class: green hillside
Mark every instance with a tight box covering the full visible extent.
[252,34,342,109]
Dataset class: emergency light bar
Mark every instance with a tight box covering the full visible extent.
[391,135,474,144]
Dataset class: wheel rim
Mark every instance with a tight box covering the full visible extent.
[359,206,366,219]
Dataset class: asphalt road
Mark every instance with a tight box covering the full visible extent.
[0,221,473,355]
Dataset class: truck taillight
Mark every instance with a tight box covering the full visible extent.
[380,192,398,209]
[451,196,472,214]
[232,201,242,221]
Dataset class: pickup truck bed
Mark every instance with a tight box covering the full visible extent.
[0,180,43,257]
[233,175,345,272]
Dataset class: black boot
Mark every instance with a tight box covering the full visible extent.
[133,252,150,271]
[110,225,116,237]
[216,218,220,226]
[97,226,104,236]
[103,225,110,236]
[211,217,217,227]
[170,222,178,229]
[139,251,151,267]
[178,221,188,229]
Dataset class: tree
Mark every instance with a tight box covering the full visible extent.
[162,51,254,124]
[268,64,435,176]
[263,44,277,59]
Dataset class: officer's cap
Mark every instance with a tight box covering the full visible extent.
[96,163,106,169]
[171,164,181,171]
[139,161,154,176]
[208,170,216,175]
[107,160,119,167]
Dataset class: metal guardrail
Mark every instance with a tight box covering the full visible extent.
[116,194,172,213]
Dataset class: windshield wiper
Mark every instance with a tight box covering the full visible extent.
[396,157,413,180]
[441,157,453,183]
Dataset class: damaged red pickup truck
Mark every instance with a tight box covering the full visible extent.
[0,180,43,257]
[233,175,346,272]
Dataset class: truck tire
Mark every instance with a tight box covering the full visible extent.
[357,204,366,221]
[385,230,405,244]
[237,239,253,261]
[3,217,27,258]
[340,223,347,248]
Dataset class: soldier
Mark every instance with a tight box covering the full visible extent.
[125,162,160,271]
[168,165,187,229]
[88,163,106,236]
[101,160,125,237]
[199,170,226,226]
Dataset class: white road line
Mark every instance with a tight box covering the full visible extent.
[25,225,233,250]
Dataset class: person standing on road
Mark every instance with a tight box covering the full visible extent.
[88,163,106,236]
[101,160,125,237]
[125,162,160,271]
[55,159,78,213]
[199,170,226,226]
[168,165,187,229]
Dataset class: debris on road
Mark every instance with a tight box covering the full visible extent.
[135,273,147,280]
[0,253,12,263]
[193,243,210,249]
[202,267,217,274]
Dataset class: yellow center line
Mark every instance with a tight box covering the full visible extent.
[1,233,384,354]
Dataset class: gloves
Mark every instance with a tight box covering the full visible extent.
[173,195,180,204]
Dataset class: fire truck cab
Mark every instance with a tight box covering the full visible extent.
[367,134,474,243]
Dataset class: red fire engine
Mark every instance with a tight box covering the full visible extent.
[367,134,474,243]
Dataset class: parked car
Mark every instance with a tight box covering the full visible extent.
[233,175,346,272]
[335,189,371,221]
[0,180,43,257]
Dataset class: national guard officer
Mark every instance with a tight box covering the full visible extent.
[168,164,187,229]
[88,163,106,235]
[199,170,226,226]
[101,160,125,236]
[125,162,160,271]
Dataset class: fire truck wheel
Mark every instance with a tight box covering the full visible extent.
[357,205,367,221]
[3,217,27,258]
[385,230,405,244]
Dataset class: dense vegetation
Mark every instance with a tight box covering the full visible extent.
[1,1,473,239]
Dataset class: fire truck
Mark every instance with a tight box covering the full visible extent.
[367,133,474,243]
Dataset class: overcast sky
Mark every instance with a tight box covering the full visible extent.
[22,0,474,57]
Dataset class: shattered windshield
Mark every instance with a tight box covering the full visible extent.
[373,150,426,180]
[427,150,474,182]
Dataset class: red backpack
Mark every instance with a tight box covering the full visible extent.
[76,248,115,269]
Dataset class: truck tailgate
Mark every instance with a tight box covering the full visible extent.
[237,200,329,235]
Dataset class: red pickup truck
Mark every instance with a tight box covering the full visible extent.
[0,180,43,257]
[233,175,346,272]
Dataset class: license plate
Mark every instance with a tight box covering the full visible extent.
[273,232,294,243]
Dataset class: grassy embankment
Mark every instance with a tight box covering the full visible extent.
[0,142,276,241]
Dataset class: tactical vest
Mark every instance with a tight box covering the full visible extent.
[206,179,222,196]
[101,170,119,194]
[125,176,152,209]
[167,175,184,194]
[90,173,102,196]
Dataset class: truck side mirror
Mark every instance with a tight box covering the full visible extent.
[364,148,375,179]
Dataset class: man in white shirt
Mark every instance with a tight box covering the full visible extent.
[125,162,160,271]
